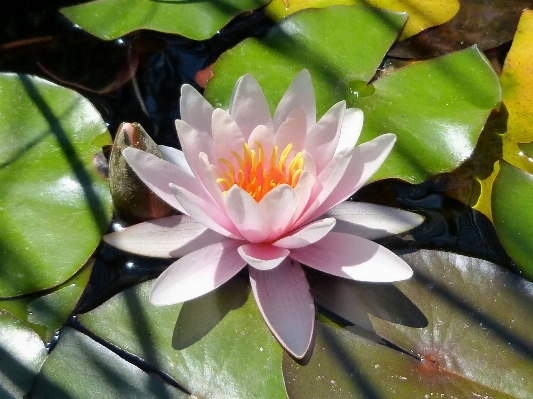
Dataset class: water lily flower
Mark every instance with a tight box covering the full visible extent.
[104,70,422,359]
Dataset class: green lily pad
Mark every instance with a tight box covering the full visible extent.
[492,161,533,280]
[206,6,407,114]
[0,73,112,297]
[372,250,533,398]
[205,7,501,183]
[356,46,501,181]
[0,310,47,399]
[0,261,93,343]
[284,322,514,399]
[60,0,269,41]
[29,327,188,399]
[79,275,288,399]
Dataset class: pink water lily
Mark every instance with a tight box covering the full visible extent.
[104,70,421,359]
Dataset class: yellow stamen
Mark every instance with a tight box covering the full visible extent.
[278,143,293,173]
[216,141,304,202]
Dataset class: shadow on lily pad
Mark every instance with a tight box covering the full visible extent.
[172,273,250,350]
[308,268,428,338]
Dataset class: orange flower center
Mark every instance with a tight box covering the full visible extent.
[216,142,303,202]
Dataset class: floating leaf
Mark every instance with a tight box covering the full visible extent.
[0,310,47,399]
[309,271,427,336]
[284,322,513,398]
[61,0,269,41]
[500,10,533,144]
[0,73,112,297]
[205,7,501,183]
[498,10,533,176]
[30,327,188,399]
[390,0,533,58]
[264,0,459,40]
[355,46,500,182]
[285,249,533,398]
[78,276,288,399]
[0,262,93,343]
[492,161,533,280]
[372,250,533,398]
[520,141,533,159]
[206,6,407,114]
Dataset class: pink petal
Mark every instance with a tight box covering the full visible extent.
[104,215,224,258]
[294,148,353,227]
[305,101,346,173]
[175,119,214,177]
[229,74,274,140]
[122,147,202,213]
[158,145,193,176]
[301,150,317,178]
[290,169,314,225]
[324,202,424,240]
[238,243,289,270]
[212,108,245,162]
[290,232,413,282]
[150,240,246,305]
[224,185,268,243]
[334,108,364,155]
[273,218,336,249]
[273,70,316,132]
[197,153,226,210]
[306,134,396,221]
[257,184,298,240]
[179,84,214,135]
[274,108,308,156]
[291,151,317,223]
[288,151,316,224]
[249,258,315,359]
[248,124,274,166]
[351,133,396,191]
[170,184,240,238]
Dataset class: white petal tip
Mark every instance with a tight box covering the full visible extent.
[180,83,196,96]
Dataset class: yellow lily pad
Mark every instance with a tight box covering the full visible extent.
[473,10,533,218]
[264,0,459,40]
[500,10,533,145]
[500,9,533,174]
